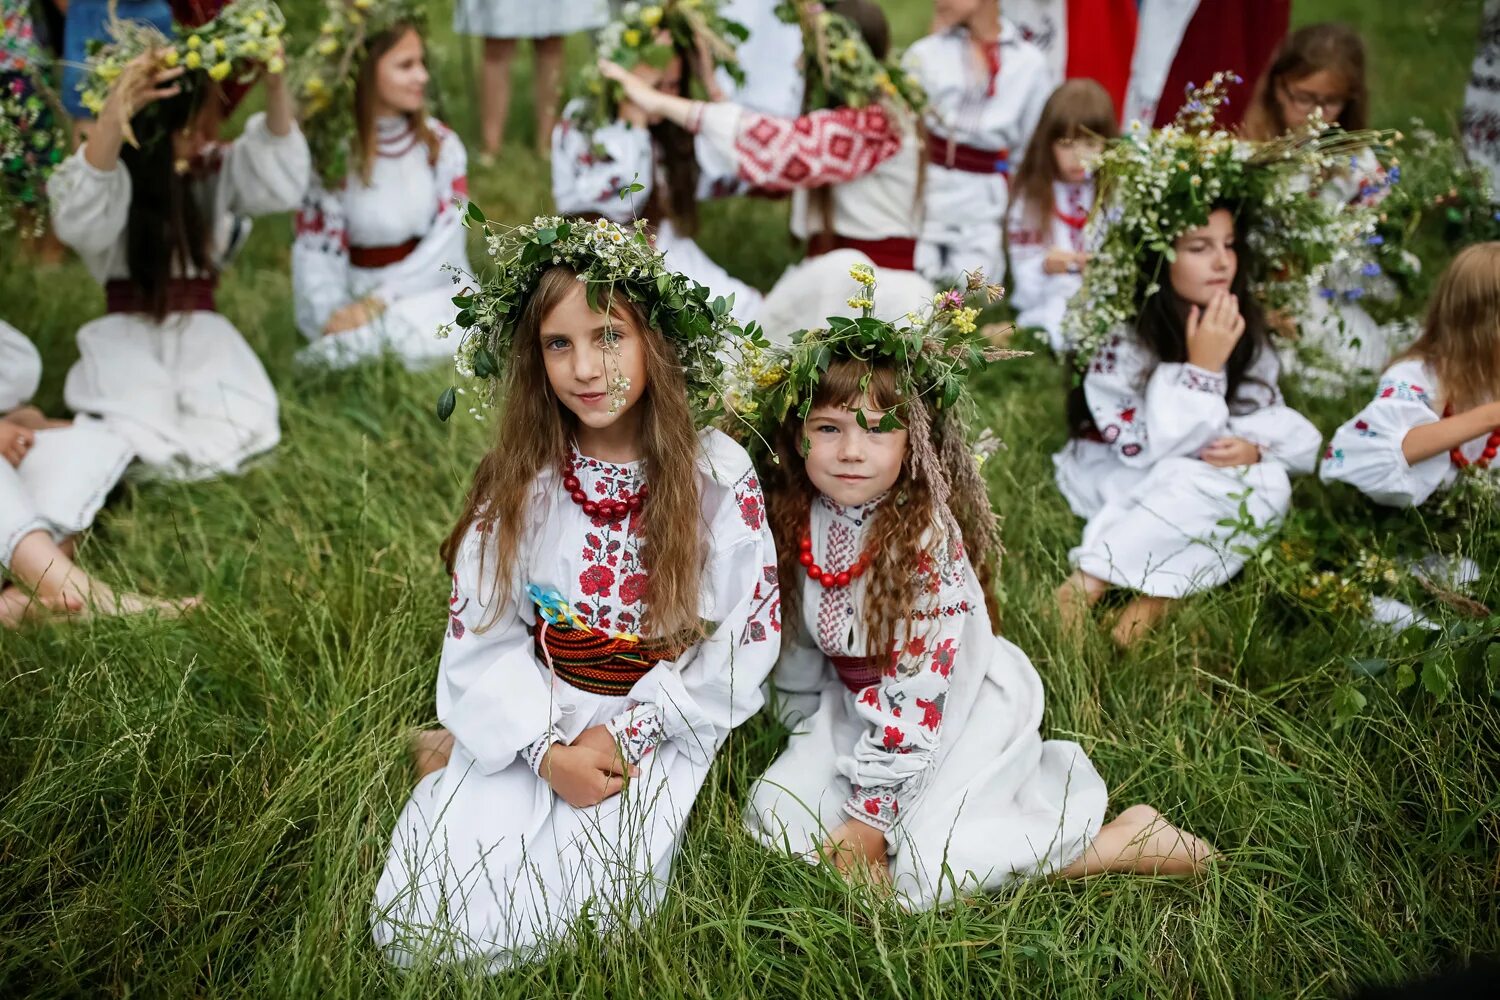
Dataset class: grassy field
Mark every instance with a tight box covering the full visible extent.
[2,1,1497,996]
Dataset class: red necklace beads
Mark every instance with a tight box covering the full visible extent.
[562,455,647,523]
[1442,404,1500,470]
[799,533,872,589]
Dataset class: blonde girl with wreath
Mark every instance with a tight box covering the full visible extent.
[292,4,471,371]
[742,270,1213,902]
[370,217,781,969]
[49,3,309,482]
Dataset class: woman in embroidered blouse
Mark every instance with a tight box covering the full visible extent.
[1005,78,1117,353]
[371,246,780,969]
[599,0,935,343]
[1053,207,1323,645]
[293,22,469,371]
[748,354,1212,904]
[48,47,309,482]
[1321,242,1500,507]
[903,0,1056,284]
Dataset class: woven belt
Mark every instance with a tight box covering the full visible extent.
[808,234,918,271]
[531,621,687,697]
[827,653,888,693]
[349,236,420,269]
[104,277,218,314]
[926,132,1010,175]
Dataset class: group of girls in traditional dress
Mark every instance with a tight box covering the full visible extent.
[4,0,1498,981]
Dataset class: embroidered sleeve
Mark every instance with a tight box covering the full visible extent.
[604,703,668,765]
[1320,365,1450,507]
[291,177,352,337]
[550,104,655,219]
[524,733,559,777]
[696,102,903,193]
[840,536,969,834]
[1177,365,1228,394]
[1082,332,1230,467]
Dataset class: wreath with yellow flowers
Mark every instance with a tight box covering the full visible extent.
[774,0,925,117]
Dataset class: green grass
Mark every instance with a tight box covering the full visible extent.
[3,1,1498,996]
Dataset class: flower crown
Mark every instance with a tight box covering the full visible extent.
[774,0,925,117]
[296,0,427,186]
[734,265,1016,450]
[77,0,286,120]
[569,0,747,133]
[1064,72,1386,365]
[438,208,749,424]
[1,77,67,237]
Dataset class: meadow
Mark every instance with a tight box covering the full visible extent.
[1,1,1497,996]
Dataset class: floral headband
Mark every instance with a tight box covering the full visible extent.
[1,75,66,236]
[774,0,925,117]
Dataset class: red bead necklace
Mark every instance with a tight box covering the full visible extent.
[799,533,872,589]
[1441,404,1500,470]
[561,454,647,523]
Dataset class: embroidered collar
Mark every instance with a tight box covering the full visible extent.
[571,447,645,481]
[817,490,887,526]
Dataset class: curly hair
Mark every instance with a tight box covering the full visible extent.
[763,359,1002,657]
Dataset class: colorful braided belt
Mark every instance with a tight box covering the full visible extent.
[530,621,686,697]
[828,654,887,693]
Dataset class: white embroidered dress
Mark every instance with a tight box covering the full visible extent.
[372,429,781,970]
[904,18,1056,282]
[746,495,1107,909]
[1005,178,1093,351]
[48,113,309,482]
[293,116,469,370]
[0,319,133,566]
[1052,328,1323,598]
[1320,358,1493,507]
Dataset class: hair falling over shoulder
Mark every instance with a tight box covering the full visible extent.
[1400,241,1500,414]
[354,23,442,187]
[1012,78,1118,232]
[441,267,708,639]
[763,359,1002,656]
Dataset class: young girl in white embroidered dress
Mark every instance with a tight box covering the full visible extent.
[371,220,780,970]
[599,0,935,343]
[1005,79,1116,353]
[48,46,308,482]
[903,0,1056,283]
[1053,208,1323,645]
[743,292,1212,904]
[293,20,469,371]
[1321,243,1500,508]
[0,319,195,627]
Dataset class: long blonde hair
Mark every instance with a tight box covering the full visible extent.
[442,267,707,639]
[1398,242,1500,414]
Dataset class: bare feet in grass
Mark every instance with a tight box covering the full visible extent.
[1111,595,1174,647]
[411,728,455,781]
[0,583,200,629]
[0,585,83,627]
[1055,569,1107,637]
[1060,804,1216,878]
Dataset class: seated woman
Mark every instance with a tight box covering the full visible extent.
[293,9,469,370]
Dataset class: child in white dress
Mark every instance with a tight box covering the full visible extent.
[1005,78,1117,352]
[49,34,308,482]
[742,273,1212,904]
[293,18,469,370]
[371,217,780,970]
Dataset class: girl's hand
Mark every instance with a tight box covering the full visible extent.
[1185,290,1246,373]
[598,58,668,120]
[1199,436,1261,467]
[818,818,890,885]
[1043,249,1088,275]
[107,50,185,122]
[539,743,636,809]
[322,297,386,335]
[0,419,35,468]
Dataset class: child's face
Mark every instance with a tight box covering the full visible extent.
[1169,208,1237,307]
[1275,69,1348,129]
[539,282,648,436]
[1051,136,1103,184]
[934,0,988,27]
[801,395,909,507]
[375,29,429,115]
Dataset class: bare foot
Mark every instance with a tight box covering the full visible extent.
[0,586,84,628]
[1061,804,1217,878]
[1056,570,1107,638]
[411,728,455,781]
[1110,595,1173,647]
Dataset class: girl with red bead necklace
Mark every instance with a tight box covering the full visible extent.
[744,276,1212,903]
[1322,242,1500,506]
[371,218,780,969]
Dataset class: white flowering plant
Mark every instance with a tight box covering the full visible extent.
[570,0,747,133]
[437,206,757,424]
[1065,73,1386,367]
[78,0,287,121]
[295,0,425,186]
[774,0,924,117]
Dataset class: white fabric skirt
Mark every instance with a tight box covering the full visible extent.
[755,249,936,346]
[453,0,608,39]
[1,422,134,566]
[1053,442,1293,599]
[371,686,710,971]
[64,311,280,483]
[745,632,1106,910]
[296,287,460,372]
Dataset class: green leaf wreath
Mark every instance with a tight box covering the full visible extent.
[774,0,925,117]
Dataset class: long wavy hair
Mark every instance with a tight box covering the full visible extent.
[1066,210,1271,436]
[764,359,1002,656]
[441,267,707,638]
[354,23,442,186]
[120,88,215,322]
[1398,241,1500,414]
[1243,22,1368,140]
[1010,78,1117,231]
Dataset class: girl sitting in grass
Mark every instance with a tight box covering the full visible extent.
[740,268,1212,904]
[370,216,780,970]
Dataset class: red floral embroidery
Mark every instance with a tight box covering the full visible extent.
[580,564,615,597]
[860,687,880,707]
[738,489,764,530]
[1119,406,1136,423]
[916,697,942,730]
[863,798,881,815]
[930,638,957,677]
[882,725,905,749]
[904,635,927,658]
[620,572,648,606]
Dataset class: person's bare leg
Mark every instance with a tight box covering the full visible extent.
[1058,804,1216,878]
[410,728,455,781]
[1111,594,1174,647]
[5,530,200,624]
[479,37,517,158]
[532,35,566,156]
[1056,569,1108,634]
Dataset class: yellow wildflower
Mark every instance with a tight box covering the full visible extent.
[317,37,339,56]
[185,50,203,69]
[640,6,663,28]
[848,263,876,286]
[355,0,374,7]
[623,29,642,48]
[266,55,285,75]
[81,90,105,115]
[186,35,201,49]
[304,76,325,96]
[160,48,180,68]
[208,60,232,82]
[212,38,226,56]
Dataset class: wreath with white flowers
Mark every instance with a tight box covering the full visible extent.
[774,0,925,117]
